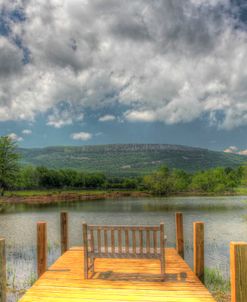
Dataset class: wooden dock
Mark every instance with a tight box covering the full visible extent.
[0,213,246,301]
[19,247,215,302]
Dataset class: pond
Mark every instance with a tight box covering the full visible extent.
[1,195,247,300]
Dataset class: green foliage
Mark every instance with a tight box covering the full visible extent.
[18,166,40,189]
[16,166,143,191]
[240,165,247,186]
[143,166,174,195]
[191,167,242,193]
[171,169,191,192]
[143,165,191,195]
[0,136,20,195]
[122,178,139,189]
[19,144,247,177]
[1,154,245,196]
[143,164,242,195]
[16,164,242,195]
[205,267,230,295]
[17,166,108,189]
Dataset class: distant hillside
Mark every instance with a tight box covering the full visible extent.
[19,144,247,176]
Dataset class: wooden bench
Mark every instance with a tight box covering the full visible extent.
[82,223,166,279]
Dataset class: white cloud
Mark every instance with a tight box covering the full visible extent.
[224,146,239,153]
[239,150,247,156]
[47,106,84,128]
[47,112,73,128]
[71,132,92,141]
[224,146,247,156]
[8,133,23,142]
[1,1,247,129]
[22,129,32,135]
[124,110,156,122]
[98,114,116,122]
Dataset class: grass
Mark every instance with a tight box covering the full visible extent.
[6,243,60,301]
[184,242,231,302]
[4,186,247,199]
[234,186,247,195]
[4,189,108,197]
[205,267,230,302]
[0,189,148,208]
[3,188,142,197]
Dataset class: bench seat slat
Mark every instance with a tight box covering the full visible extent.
[88,247,162,255]
[88,225,160,231]
[88,253,161,259]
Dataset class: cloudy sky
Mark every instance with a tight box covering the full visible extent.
[1,0,247,152]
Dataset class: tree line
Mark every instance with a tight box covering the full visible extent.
[143,165,244,195]
[0,136,246,196]
[0,136,140,194]
[17,166,140,190]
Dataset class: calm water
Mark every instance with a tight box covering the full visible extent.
[1,195,247,296]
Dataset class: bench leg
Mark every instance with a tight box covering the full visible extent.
[92,258,95,274]
[161,257,165,275]
[84,256,88,279]
[90,257,95,273]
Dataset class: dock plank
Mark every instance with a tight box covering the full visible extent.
[19,248,215,302]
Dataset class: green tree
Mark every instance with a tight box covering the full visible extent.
[191,167,241,193]
[122,178,138,189]
[143,165,173,195]
[240,165,247,186]
[171,169,191,192]
[0,136,20,196]
[19,166,39,189]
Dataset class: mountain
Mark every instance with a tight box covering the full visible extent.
[19,144,247,176]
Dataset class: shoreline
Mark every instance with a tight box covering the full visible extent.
[0,190,151,205]
[0,189,246,206]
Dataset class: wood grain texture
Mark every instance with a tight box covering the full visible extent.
[19,247,215,302]
[111,229,115,254]
[193,222,204,283]
[160,223,165,275]
[153,231,158,254]
[118,229,122,253]
[139,230,143,254]
[37,222,47,278]
[125,229,129,254]
[132,230,136,254]
[0,238,6,302]
[176,213,184,259]
[97,229,101,253]
[82,223,88,279]
[230,242,247,302]
[104,229,108,254]
[60,212,68,255]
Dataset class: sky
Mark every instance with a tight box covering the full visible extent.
[1,0,247,153]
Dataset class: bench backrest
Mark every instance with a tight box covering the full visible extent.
[83,223,165,257]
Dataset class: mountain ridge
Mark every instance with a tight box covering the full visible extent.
[19,144,247,176]
[19,143,206,152]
